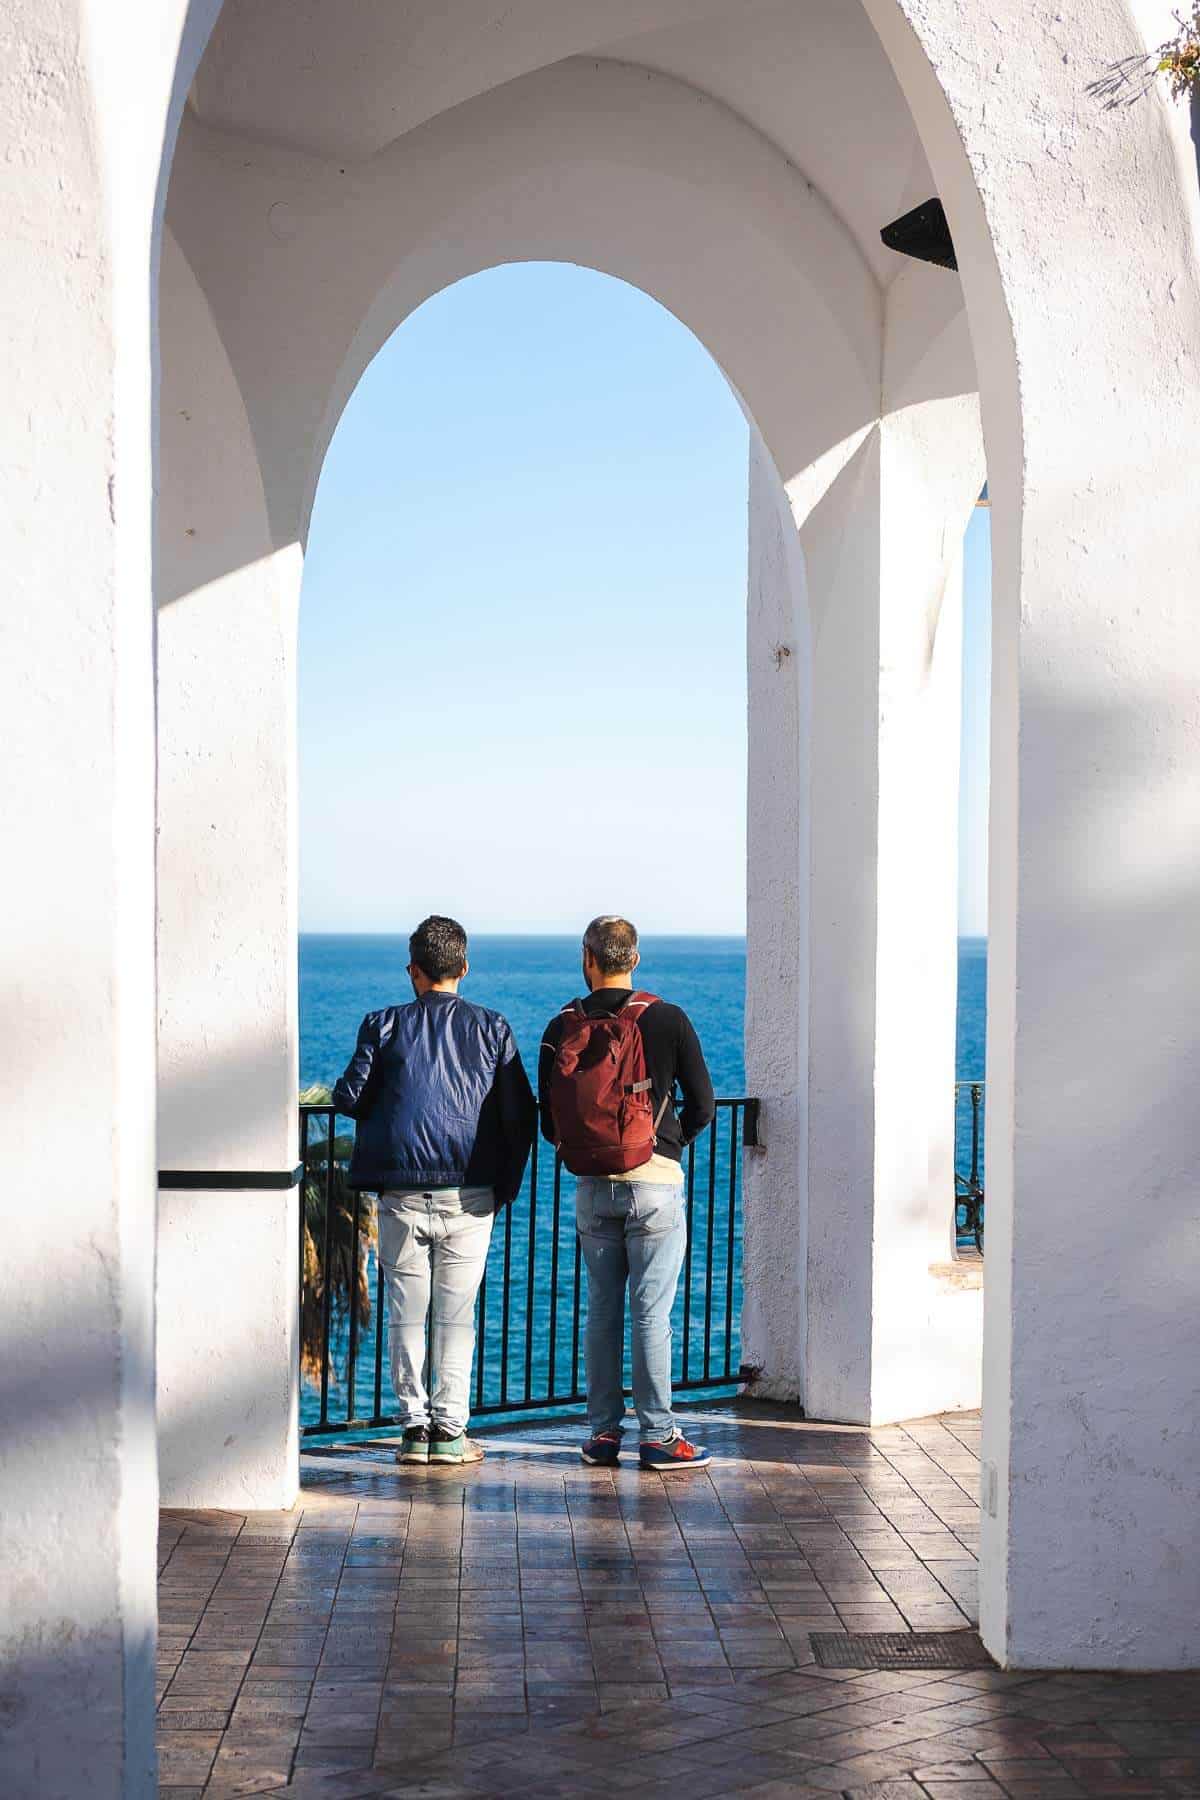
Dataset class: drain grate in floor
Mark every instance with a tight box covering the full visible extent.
[809,1630,993,1671]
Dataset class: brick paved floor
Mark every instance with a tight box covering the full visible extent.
[156,1405,1200,1798]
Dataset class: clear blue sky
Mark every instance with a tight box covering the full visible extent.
[299,261,990,937]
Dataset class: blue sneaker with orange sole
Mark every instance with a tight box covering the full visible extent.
[639,1433,710,1472]
[580,1430,622,1467]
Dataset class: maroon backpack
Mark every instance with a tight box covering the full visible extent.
[548,992,671,1176]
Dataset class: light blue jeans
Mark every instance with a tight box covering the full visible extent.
[576,1177,687,1444]
[378,1187,495,1437]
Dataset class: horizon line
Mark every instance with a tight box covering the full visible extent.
[300,928,749,939]
[299,927,990,940]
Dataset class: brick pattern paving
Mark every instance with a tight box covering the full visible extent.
[156,1407,1200,1798]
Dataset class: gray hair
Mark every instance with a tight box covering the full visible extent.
[583,915,639,975]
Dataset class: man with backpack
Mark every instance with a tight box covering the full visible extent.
[539,915,715,1471]
[333,915,535,1466]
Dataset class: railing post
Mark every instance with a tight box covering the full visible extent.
[345,1186,362,1425]
[318,1110,335,1429]
[299,1100,754,1434]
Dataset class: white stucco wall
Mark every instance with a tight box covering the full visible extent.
[742,428,811,1399]
[165,56,881,547]
[155,228,301,1508]
[870,262,985,1423]
[157,1192,299,1508]
[0,1,218,1791]
[0,23,156,1779]
[867,0,1200,1669]
[796,259,985,1426]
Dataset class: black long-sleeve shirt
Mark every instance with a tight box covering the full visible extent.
[537,989,715,1164]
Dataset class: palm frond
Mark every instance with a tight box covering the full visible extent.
[299,1123,376,1383]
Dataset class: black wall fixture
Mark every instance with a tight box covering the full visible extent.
[880,197,957,271]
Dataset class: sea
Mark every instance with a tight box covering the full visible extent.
[301,931,987,1102]
[299,933,987,1428]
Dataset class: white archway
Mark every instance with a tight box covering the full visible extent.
[156,0,1200,1682]
[3,0,1199,1788]
[154,38,986,1483]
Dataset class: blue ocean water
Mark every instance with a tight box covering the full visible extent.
[299,934,987,1428]
[300,934,750,1095]
[302,931,986,1096]
[956,935,986,1082]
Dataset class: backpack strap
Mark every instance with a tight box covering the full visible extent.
[616,992,657,1094]
[618,994,672,1135]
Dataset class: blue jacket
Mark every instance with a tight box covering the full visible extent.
[332,991,536,1206]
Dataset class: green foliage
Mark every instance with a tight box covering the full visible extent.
[1159,5,1200,99]
[299,1112,375,1384]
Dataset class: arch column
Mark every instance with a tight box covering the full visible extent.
[0,0,217,1789]
[868,0,1200,1668]
[743,264,985,1424]
[155,228,302,1510]
[741,429,811,1397]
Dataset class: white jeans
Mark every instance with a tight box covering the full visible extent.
[378,1187,495,1436]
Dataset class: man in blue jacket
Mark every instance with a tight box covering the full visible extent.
[333,915,535,1465]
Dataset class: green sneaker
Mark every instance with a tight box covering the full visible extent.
[428,1428,485,1465]
[396,1424,430,1465]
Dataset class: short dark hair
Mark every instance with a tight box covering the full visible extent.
[409,914,468,982]
[583,915,639,975]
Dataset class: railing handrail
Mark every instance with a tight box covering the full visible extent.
[299,1093,757,1437]
[299,1093,763,1155]
[299,1093,760,1119]
[298,1085,983,1437]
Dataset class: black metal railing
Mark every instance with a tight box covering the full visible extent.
[954,1080,985,1252]
[299,1097,761,1438]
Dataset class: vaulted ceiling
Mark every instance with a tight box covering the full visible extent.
[190,0,933,285]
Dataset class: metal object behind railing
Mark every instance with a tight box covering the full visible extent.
[954,1080,985,1252]
[299,1097,760,1438]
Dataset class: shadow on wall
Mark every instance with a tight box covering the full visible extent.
[157,1030,297,1173]
[156,1331,295,1500]
[0,1643,149,1797]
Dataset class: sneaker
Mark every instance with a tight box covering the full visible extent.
[639,1433,710,1472]
[580,1431,621,1467]
[396,1424,430,1465]
[428,1428,485,1465]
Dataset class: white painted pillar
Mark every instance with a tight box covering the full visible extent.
[0,2,215,1790]
[867,0,1200,1670]
[742,428,810,1397]
[802,429,884,1421]
[155,228,302,1510]
[742,270,983,1420]
[0,57,157,1798]
[801,267,985,1424]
